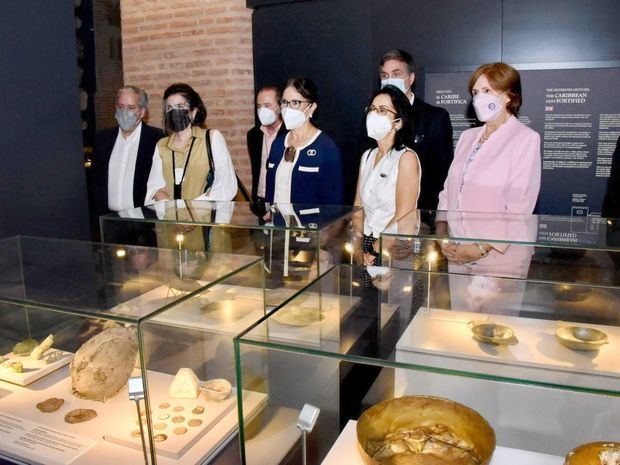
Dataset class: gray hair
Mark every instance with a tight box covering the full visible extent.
[379,49,416,75]
[117,85,148,108]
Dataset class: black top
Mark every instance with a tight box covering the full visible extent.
[409,97,454,210]
[90,123,164,218]
[247,123,287,202]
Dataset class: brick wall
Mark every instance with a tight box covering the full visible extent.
[120,0,255,190]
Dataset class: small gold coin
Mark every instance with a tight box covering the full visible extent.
[172,406,184,412]
[131,430,142,438]
[171,416,185,423]
[154,423,166,430]
[188,419,202,427]
[159,403,170,409]
[173,427,187,435]
[153,434,167,442]
[158,413,170,420]
[192,406,205,415]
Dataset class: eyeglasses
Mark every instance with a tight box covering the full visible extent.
[284,146,297,162]
[280,99,310,110]
[164,103,190,112]
[365,105,398,117]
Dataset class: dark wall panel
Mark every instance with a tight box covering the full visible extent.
[0,0,90,240]
[503,0,620,64]
[252,0,373,202]
[251,0,620,212]
[370,0,502,96]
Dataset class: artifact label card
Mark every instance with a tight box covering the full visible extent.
[0,412,96,465]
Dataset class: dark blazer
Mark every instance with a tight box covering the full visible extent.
[602,136,620,218]
[247,123,287,201]
[409,97,454,210]
[265,131,344,206]
[91,123,163,218]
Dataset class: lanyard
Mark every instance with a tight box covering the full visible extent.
[172,136,196,199]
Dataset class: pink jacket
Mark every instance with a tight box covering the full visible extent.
[438,116,541,271]
[437,115,541,214]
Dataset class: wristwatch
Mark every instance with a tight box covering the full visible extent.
[474,242,489,258]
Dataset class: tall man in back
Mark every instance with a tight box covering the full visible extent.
[379,49,454,210]
[90,85,163,241]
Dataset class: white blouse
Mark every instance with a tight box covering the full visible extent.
[358,146,420,238]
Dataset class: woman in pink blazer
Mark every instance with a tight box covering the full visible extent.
[437,63,541,314]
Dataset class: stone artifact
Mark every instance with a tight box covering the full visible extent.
[169,368,201,399]
[64,408,97,424]
[36,397,64,413]
[70,327,138,402]
[43,350,65,364]
[357,396,496,465]
[203,378,232,401]
[12,339,38,356]
[9,362,23,373]
[31,334,54,360]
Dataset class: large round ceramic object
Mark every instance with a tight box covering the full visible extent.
[356,396,496,465]
[70,327,138,402]
[564,442,620,464]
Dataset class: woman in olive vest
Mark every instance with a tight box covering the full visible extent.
[146,82,237,202]
[145,83,237,252]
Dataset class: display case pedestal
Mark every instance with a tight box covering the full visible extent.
[395,308,620,456]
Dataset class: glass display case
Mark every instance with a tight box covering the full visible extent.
[0,236,264,465]
[100,200,359,306]
[379,209,620,287]
[234,264,620,465]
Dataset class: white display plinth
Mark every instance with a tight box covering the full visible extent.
[0,366,266,465]
[0,350,73,387]
[397,308,620,390]
[321,420,563,465]
[394,308,620,456]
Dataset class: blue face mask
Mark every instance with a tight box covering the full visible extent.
[381,78,408,94]
[115,108,139,131]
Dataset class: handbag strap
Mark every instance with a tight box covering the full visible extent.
[205,128,215,174]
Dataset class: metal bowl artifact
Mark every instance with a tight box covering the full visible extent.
[470,323,515,345]
[564,441,620,464]
[552,284,591,302]
[555,326,608,351]
[356,396,496,465]
[272,306,323,327]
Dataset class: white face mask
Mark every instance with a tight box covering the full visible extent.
[282,106,310,130]
[473,92,503,122]
[366,112,397,141]
[258,106,278,126]
[381,78,408,95]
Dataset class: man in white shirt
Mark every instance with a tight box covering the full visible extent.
[90,86,163,239]
[91,87,163,215]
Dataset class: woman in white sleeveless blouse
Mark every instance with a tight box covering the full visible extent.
[353,85,421,270]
